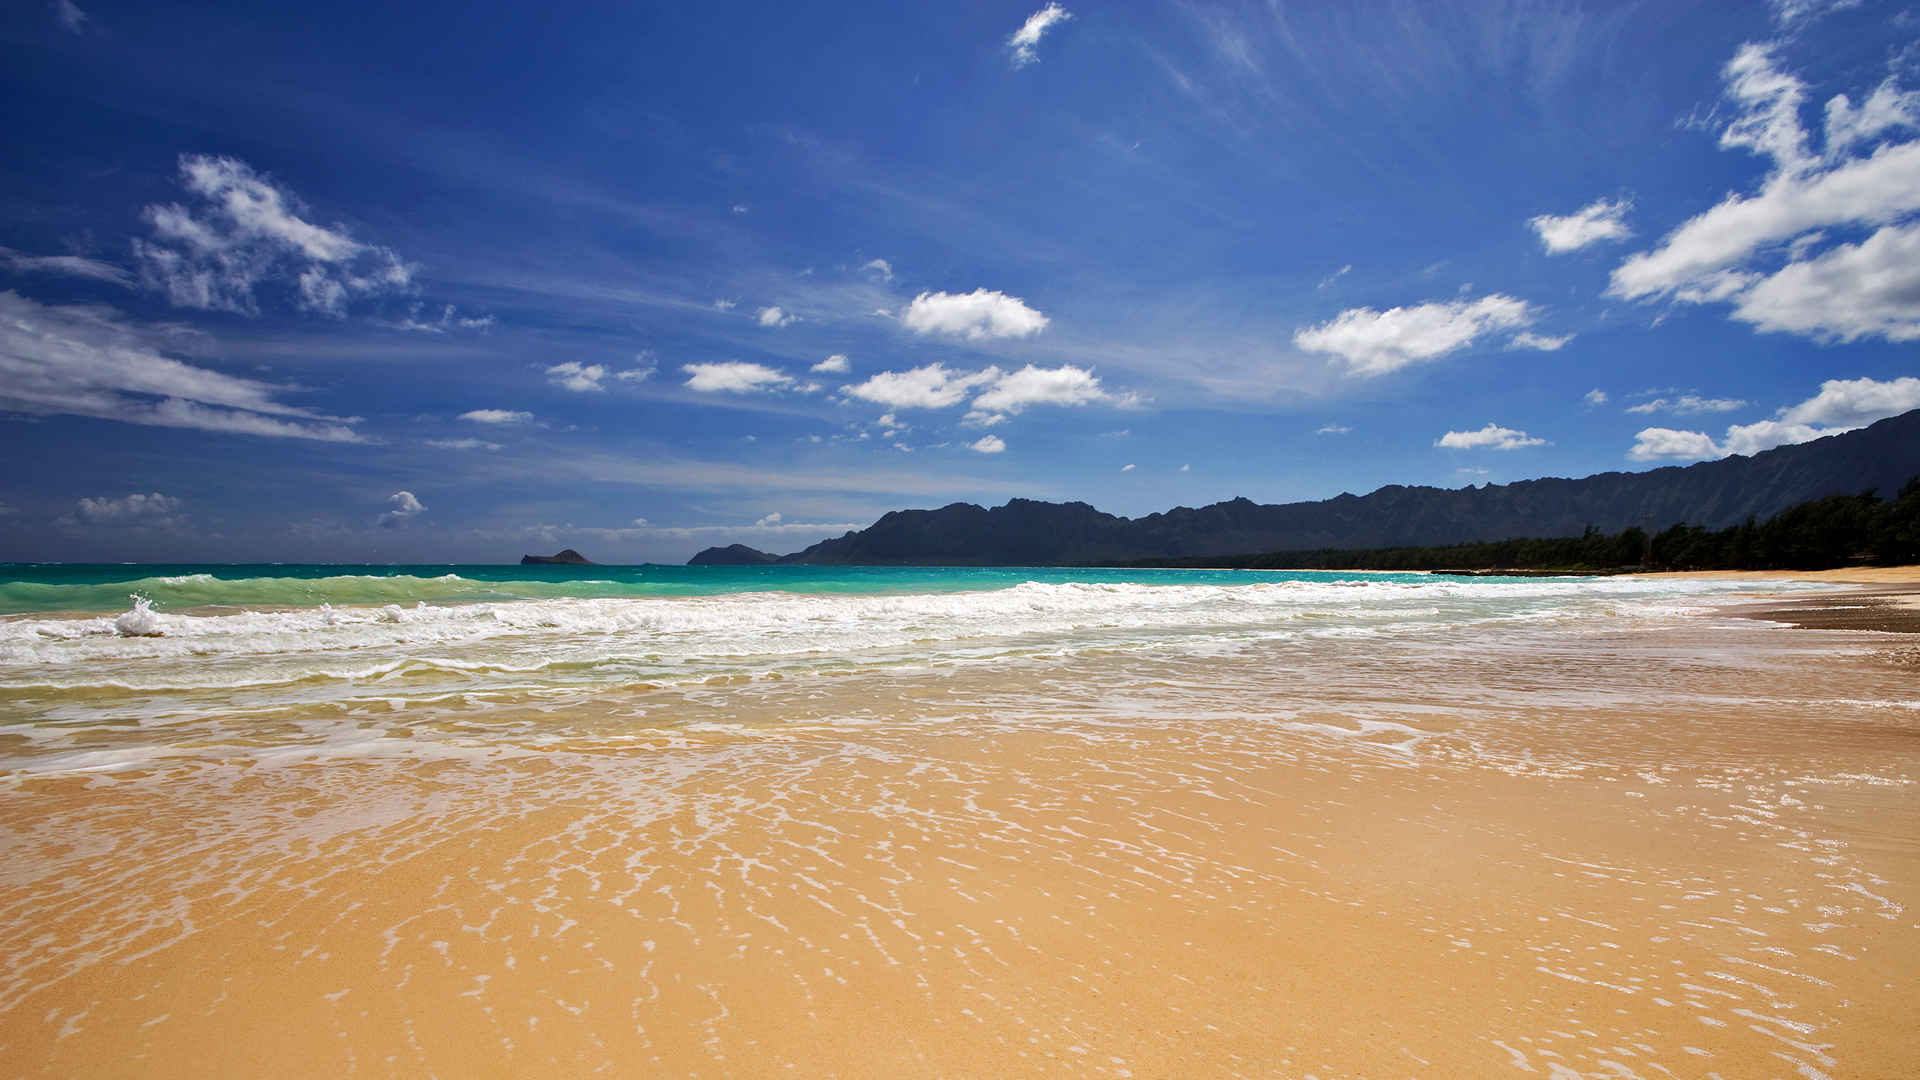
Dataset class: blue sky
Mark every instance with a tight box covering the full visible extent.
[2,0,1918,563]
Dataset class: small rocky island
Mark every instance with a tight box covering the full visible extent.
[521,549,595,565]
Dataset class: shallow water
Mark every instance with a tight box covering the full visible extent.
[1,568,1914,1078]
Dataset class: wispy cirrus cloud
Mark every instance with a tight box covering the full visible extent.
[1609,46,1920,342]
[0,246,131,285]
[1009,4,1071,68]
[461,409,531,424]
[0,290,364,441]
[1625,395,1749,415]
[1294,295,1536,375]
[133,155,413,317]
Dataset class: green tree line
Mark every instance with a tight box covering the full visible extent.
[1116,476,1920,573]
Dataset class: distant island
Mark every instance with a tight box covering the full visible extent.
[522,549,595,565]
[690,409,1920,571]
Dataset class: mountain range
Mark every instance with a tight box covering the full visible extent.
[690,409,1920,566]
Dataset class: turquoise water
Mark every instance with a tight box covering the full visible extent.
[0,563,1436,616]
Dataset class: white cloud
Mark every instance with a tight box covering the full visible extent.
[967,435,1007,454]
[1509,331,1573,351]
[683,361,793,393]
[0,290,363,441]
[1779,374,1920,425]
[1530,198,1634,253]
[0,246,130,284]
[732,205,748,214]
[713,299,737,311]
[1294,295,1533,376]
[70,493,181,524]
[54,0,87,33]
[460,408,531,424]
[1583,388,1610,405]
[425,437,499,451]
[1120,463,1135,472]
[133,155,412,317]
[970,363,1116,413]
[1609,47,1920,342]
[1317,265,1351,289]
[1626,375,1920,459]
[757,306,796,327]
[844,363,999,409]
[962,410,1007,427]
[1009,4,1071,67]
[546,362,608,392]
[1625,395,1749,415]
[900,289,1049,339]
[1315,424,1350,434]
[1435,423,1547,450]
[1770,0,1860,26]
[862,259,894,281]
[812,354,851,373]
[377,490,425,528]
[755,512,783,527]
[1629,427,1726,461]
[390,303,494,334]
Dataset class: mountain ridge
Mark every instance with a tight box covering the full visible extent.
[691,409,1920,566]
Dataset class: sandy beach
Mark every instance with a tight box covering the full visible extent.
[2,571,1915,1079]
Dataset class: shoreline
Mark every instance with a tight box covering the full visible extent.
[2,577,1916,1078]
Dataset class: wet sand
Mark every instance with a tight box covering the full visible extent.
[2,601,1916,1079]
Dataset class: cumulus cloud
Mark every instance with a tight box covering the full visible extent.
[377,490,425,528]
[812,354,851,373]
[64,493,182,526]
[0,290,364,441]
[1626,395,1749,415]
[1609,47,1920,342]
[1009,4,1071,67]
[967,435,1007,453]
[1628,427,1732,461]
[546,362,608,392]
[683,361,793,393]
[1435,423,1547,450]
[900,289,1049,339]
[1294,294,1534,376]
[970,363,1118,413]
[755,512,783,527]
[843,362,1122,416]
[133,155,412,317]
[757,306,796,327]
[1626,375,1920,459]
[0,246,131,284]
[1583,389,1610,405]
[844,363,999,409]
[1530,199,1634,253]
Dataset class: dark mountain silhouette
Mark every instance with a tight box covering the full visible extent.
[687,409,1920,566]
[688,543,781,565]
[521,548,595,565]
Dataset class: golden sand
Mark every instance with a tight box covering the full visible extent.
[2,609,1915,1079]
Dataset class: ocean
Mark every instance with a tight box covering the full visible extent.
[1,564,1915,1078]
